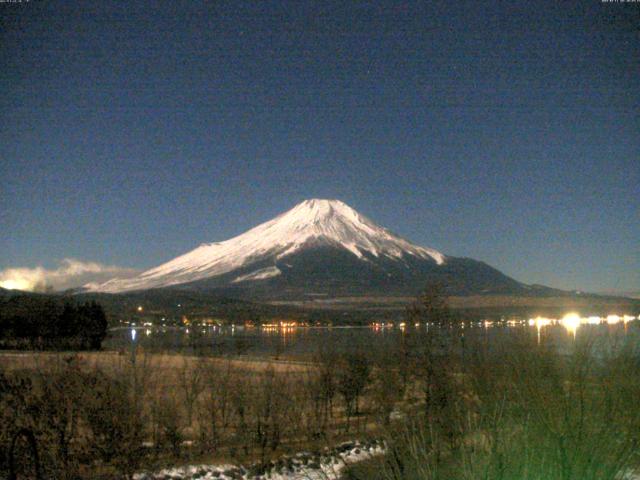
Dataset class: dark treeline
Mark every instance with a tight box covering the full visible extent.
[0,295,107,350]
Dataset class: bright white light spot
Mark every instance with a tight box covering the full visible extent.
[585,316,601,325]
[561,313,581,336]
[606,315,621,324]
[131,329,137,341]
[529,317,553,328]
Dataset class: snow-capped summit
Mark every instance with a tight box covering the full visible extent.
[89,199,446,293]
[244,198,445,263]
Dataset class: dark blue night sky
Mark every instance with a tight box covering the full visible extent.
[1,0,638,293]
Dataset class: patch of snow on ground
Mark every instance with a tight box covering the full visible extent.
[133,440,385,480]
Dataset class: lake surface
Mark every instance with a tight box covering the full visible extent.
[105,313,640,359]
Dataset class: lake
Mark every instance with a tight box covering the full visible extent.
[105,313,640,359]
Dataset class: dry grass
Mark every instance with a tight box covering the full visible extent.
[4,323,639,479]
[0,347,387,478]
[0,350,312,374]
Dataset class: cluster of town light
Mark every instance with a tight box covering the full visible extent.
[261,321,300,333]
[126,312,637,342]
[371,321,422,330]
[528,313,637,336]
[370,314,638,333]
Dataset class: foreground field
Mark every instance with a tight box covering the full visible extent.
[0,350,312,374]
[0,345,395,479]
[2,322,640,479]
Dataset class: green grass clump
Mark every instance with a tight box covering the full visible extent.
[347,334,640,480]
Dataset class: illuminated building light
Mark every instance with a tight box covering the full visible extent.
[606,315,621,324]
[528,317,553,328]
[561,313,581,336]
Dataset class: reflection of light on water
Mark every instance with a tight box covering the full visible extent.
[561,313,581,337]
[605,315,635,325]
[528,317,553,344]
[370,322,396,332]
[525,313,637,339]
[528,317,553,328]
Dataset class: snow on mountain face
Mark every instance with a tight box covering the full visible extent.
[232,266,282,283]
[88,199,445,293]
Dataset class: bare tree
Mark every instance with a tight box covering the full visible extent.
[155,392,183,459]
[177,357,205,426]
[252,365,291,469]
[370,354,406,426]
[336,352,371,432]
[83,369,147,479]
[199,359,235,451]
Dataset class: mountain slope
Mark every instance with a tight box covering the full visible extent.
[178,245,533,299]
[86,198,533,298]
[88,199,445,293]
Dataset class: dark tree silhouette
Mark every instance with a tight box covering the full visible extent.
[0,297,108,350]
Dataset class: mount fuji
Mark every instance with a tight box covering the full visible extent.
[86,199,537,299]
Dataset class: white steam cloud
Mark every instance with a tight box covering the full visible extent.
[0,259,139,292]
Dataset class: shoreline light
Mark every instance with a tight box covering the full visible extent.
[523,312,637,336]
[560,313,581,336]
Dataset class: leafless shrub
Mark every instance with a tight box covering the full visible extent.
[154,392,184,459]
[336,352,372,432]
[177,356,205,426]
[83,369,147,478]
[32,356,88,479]
[198,359,235,451]
[228,370,252,460]
[370,355,406,426]
[251,365,289,467]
